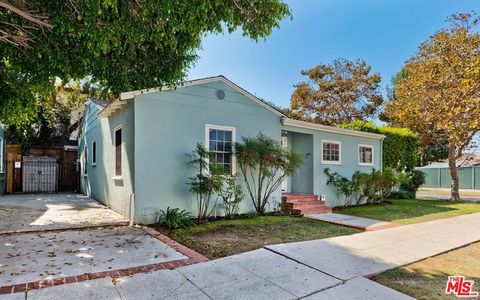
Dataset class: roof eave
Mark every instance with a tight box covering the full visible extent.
[282,118,386,140]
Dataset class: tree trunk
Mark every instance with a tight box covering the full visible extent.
[448,143,460,201]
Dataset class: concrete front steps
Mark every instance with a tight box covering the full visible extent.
[282,193,332,215]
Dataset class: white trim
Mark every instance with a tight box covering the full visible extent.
[91,140,97,166]
[282,118,385,140]
[321,140,342,165]
[205,124,237,175]
[114,125,123,176]
[102,76,284,118]
[358,144,374,166]
[0,137,4,173]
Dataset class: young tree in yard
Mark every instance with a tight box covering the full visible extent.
[290,58,384,126]
[186,143,224,223]
[383,13,480,200]
[235,133,303,215]
[0,0,291,123]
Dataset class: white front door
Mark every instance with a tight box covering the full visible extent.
[281,136,288,191]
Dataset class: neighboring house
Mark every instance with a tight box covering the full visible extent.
[78,76,385,224]
[0,124,4,195]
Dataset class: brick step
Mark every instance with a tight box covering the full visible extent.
[285,200,326,206]
[285,202,326,211]
[282,194,319,203]
[296,206,332,215]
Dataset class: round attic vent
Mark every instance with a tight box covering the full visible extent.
[216,89,225,100]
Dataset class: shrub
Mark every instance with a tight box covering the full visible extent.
[218,177,245,218]
[186,143,224,223]
[325,167,401,205]
[157,207,195,230]
[324,168,369,206]
[399,169,426,199]
[235,133,303,215]
[341,121,418,171]
[389,190,413,199]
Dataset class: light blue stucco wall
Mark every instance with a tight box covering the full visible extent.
[281,125,383,207]
[78,101,135,217]
[133,81,282,223]
[0,124,5,195]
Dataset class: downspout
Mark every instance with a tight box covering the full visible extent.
[129,193,135,226]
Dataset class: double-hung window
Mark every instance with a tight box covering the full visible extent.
[322,140,341,164]
[92,141,97,166]
[358,145,374,166]
[205,124,236,174]
[115,127,122,176]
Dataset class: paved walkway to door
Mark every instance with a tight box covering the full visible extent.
[0,193,127,234]
[4,212,479,299]
[306,213,399,231]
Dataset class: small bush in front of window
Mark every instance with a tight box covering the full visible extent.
[157,207,195,230]
[218,176,245,219]
[324,167,402,206]
[186,143,224,223]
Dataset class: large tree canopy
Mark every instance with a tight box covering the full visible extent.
[383,13,480,200]
[0,0,291,124]
[289,58,384,126]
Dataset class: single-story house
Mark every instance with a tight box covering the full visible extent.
[0,123,4,194]
[78,76,385,224]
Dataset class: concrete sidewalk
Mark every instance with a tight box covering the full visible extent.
[267,212,480,280]
[3,213,480,299]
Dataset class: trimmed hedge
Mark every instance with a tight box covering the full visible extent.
[341,121,418,171]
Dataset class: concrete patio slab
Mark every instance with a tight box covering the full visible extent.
[306,213,398,231]
[0,193,127,234]
[27,277,120,300]
[267,212,480,280]
[305,277,415,300]
[0,227,187,286]
[113,269,200,299]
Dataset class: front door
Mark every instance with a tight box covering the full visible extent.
[281,136,288,191]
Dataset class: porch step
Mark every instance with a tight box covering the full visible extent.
[282,193,332,215]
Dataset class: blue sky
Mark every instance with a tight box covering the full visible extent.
[188,0,478,108]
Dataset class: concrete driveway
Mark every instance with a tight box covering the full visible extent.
[0,227,188,287]
[0,194,127,234]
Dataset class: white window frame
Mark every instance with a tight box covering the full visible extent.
[114,125,123,178]
[0,137,4,173]
[91,140,97,166]
[205,124,236,175]
[321,140,342,165]
[358,144,374,166]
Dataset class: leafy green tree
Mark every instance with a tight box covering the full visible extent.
[0,0,291,123]
[235,133,303,215]
[290,58,384,126]
[382,13,480,200]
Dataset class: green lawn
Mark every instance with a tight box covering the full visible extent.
[334,199,480,225]
[158,216,360,259]
[373,242,480,300]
